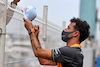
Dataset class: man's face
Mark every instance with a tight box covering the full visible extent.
[62,22,80,42]
[64,22,76,32]
[64,22,80,38]
[64,22,78,38]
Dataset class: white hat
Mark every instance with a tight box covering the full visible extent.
[23,6,37,21]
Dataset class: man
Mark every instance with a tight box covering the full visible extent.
[23,17,90,67]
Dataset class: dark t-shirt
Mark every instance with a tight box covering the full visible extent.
[52,46,84,67]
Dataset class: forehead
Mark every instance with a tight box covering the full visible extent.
[68,22,76,27]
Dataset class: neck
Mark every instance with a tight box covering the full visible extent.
[66,39,80,46]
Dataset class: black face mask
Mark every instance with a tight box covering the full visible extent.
[61,30,74,42]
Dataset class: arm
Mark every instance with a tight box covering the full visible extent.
[32,25,56,65]
[23,18,56,65]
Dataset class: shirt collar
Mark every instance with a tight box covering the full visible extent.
[70,44,81,48]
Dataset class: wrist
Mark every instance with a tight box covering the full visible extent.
[28,28,36,35]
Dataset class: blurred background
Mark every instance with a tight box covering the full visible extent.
[0,0,100,67]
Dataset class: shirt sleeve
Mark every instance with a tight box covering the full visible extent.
[52,46,74,63]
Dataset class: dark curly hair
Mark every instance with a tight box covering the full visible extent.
[70,17,90,43]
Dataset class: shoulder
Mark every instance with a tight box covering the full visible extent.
[56,46,75,57]
[59,46,75,53]
[53,46,75,63]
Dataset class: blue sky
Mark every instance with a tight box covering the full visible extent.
[8,0,80,27]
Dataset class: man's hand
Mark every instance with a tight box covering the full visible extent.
[12,0,20,4]
[23,18,33,31]
[33,25,40,38]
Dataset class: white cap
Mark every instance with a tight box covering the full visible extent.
[23,6,37,21]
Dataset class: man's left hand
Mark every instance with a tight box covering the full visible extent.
[23,18,33,31]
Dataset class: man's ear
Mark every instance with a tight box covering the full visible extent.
[73,31,80,37]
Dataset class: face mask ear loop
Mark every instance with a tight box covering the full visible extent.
[72,30,80,37]
[68,31,76,38]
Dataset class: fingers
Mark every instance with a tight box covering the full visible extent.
[23,18,31,23]
[33,25,39,37]
[35,26,38,31]
[23,18,26,26]
[23,18,25,22]
[37,25,39,30]
[35,25,39,30]
[18,0,20,2]
[33,25,35,28]
[33,25,39,31]
[34,25,37,30]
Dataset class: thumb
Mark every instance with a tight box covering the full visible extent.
[23,18,31,23]
[23,18,26,24]
[23,18,26,22]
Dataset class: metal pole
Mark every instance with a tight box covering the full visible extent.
[42,6,48,49]
[6,2,17,25]
[40,6,48,67]
[0,0,7,67]
[62,21,66,46]
[62,21,66,30]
